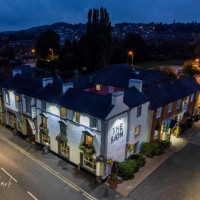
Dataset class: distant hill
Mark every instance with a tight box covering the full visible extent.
[0,22,86,36]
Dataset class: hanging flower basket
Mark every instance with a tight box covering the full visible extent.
[56,133,68,143]
[126,144,134,152]
[78,142,95,156]
[107,158,113,166]
[96,155,105,162]
[40,127,49,135]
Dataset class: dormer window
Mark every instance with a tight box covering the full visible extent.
[109,86,114,93]
[96,84,101,91]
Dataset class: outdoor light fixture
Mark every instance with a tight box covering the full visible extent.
[50,105,59,115]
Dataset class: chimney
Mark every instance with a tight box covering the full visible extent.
[63,82,73,93]
[129,79,143,92]
[112,91,124,105]
[43,77,53,87]
[13,69,22,77]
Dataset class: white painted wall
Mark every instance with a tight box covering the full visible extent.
[126,101,150,158]
[106,112,128,162]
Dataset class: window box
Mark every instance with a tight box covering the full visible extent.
[56,133,68,143]
[39,126,49,135]
[96,155,105,162]
[78,142,95,156]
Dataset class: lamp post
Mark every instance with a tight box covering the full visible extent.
[31,49,35,55]
[128,51,134,66]
[49,48,53,61]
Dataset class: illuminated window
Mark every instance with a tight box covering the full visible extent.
[96,84,101,91]
[176,100,181,110]
[135,125,141,137]
[61,107,67,118]
[61,143,70,157]
[137,106,142,117]
[168,103,173,113]
[85,135,93,146]
[191,94,194,102]
[74,112,80,123]
[156,107,162,118]
[15,95,19,102]
[90,117,97,128]
[83,155,96,171]
[42,117,47,128]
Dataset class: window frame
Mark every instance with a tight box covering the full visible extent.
[74,112,80,123]
[176,100,181,110]
[96,84,101,91]
[25,98,31,113]
[136,105,142,118]
[41,101,46,111]
[5,90,10,105]
[83,155,96,171]
[42,116,47,128]
[60,122,67,135]
[85,134,93,146]
[168,103,173,113]
[191,94,194,102]
[135,125,141,137]
[133,141,139,153]
[156,107,162,118]
[60,107,67,118]
[90,117,98,129]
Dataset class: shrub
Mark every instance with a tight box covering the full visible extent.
[141,142,154,157]
[129,153,146,167]
[118,161,135,180]
[151,142,163,156]
[158,140,170,150]
[127,159,139,173]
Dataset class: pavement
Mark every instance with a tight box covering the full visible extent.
[114,121,200,197]
[129,128,200,200]
[0,125,131,200]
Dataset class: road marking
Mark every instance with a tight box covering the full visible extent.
[0,135,97,200]
[27,191,38,200]
[1,167,17,183]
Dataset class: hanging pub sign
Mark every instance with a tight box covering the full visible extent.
[111,123,123,144]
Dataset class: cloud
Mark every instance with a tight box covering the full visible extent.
[0,0,199,31]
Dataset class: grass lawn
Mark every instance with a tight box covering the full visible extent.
[134,59,185,69]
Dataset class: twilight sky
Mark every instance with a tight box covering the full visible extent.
[0,0,200,31]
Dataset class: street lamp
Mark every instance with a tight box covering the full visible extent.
[128,51,134,66]
[49,48,53,61]
[31,49,35,55]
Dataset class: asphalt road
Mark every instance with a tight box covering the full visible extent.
[129,131,200,200]
[0,135,91,200]
[0,126,129,200]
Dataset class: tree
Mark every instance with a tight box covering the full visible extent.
[182,60,200,78]
[124,33,149,63]
[162,66,177,79]
[35,30,60,59]
[84,7,112,72]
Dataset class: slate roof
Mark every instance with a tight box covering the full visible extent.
[144,76,200,110]
[91,63,169,89]
[15,65,35,75]
[3,73,150,119]
[124,87,149,108]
